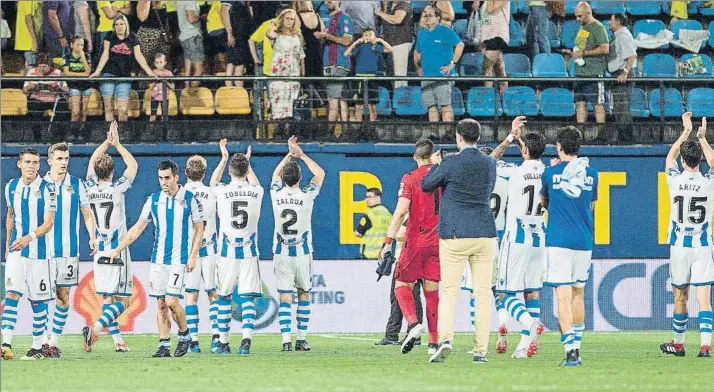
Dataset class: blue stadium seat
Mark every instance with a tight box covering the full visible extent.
[540,88,575,117]
[671,19,706,50]
[452,87,466,117]
[533,53,568,77]
[509,19,525,47]
[649,88,684,118]
[561,20,580,49]
[549,21,561,48]
[452,1,467,15]
[710,22,714,48]
[466,87,502,117]
[393,87,427,116]
[503,86,538,116]
[688,88,714,117]
[680,54,713,77]
[504,54,532,77]
[626,1,662,16]
[510,1,520,14]
[703,4,714,16]
[633,19,666,38]
[515,1,529,14]
[600,20,613,42]
[376,87,392,116]
[568,57,577,77]
[412,1,428,14]
[454,19,468,41]
[592,1,626,15]
[643,54,677,77]
[565,1,578,15]
[688,1,704,15]
[459,53,484,76]
[630,88,650,118]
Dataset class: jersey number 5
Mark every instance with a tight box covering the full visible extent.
[231,201,249,230]
[673,196,707,224]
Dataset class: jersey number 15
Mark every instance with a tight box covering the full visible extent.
[673,196,707,224]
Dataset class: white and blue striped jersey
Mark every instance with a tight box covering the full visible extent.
[5,176,57,259]
[492,161,511,234]
[43,173,89,258]
[85,174,132,252]
[211,180,264,259]
[184,181,218,257]
[666,167,714,248]
[270,179,320,257]
[501,160,546,247]
[139,186,205,265]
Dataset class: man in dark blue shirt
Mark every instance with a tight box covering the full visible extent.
[344,28,393,122]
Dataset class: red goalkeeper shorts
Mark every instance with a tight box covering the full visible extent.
[395,244,440,283]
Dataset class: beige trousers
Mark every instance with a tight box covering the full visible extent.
[438,237,497,356]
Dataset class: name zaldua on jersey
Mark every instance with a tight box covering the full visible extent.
[270,179,320,257]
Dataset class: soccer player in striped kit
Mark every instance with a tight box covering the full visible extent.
[271,137,325,352]
[104,160,205,358]
[660,113,714,358]
[42,142,97,357]
[2,148,57,360]
[209,139,264,355]
[183,155,220,354]
[82,122,137,353]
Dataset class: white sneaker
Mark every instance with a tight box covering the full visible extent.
[427,343,438,356]
[511,348,528,359]
[400,324,424,354]
[429,340,453,363]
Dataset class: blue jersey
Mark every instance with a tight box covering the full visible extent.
[43,173,89,258]
[5,176,57,259]
[139,186,205,265]
[541,161,599,251]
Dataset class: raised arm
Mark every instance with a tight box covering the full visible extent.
[210,138,230,186]
[421,152,447,193]
[667,112,694,170]
[491,116,526,160]
[245,146,260,186]
[272,154,293,181]
[88,122,114,179]
[697,118,713,168]
[290,137,325,187]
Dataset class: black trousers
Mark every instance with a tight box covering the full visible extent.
[384,275,424,341]
[610,70,634,142]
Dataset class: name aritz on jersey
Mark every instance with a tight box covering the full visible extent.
[276,198,304,206]
[679,184,702,193]
[552,174,594,191]
[224,190,260,199]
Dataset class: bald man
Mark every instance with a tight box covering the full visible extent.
[567,2,609,126]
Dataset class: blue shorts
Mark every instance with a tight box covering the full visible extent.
[69,88,93,97]
[99,73,132,99]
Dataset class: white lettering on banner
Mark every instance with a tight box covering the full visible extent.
[0,260,690,335]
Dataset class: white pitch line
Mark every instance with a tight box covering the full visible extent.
[316,334,378,341]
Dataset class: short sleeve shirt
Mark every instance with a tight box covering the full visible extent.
[399,165,439,248]
[323,11,353,71]
[574,20,609,76]
[415,24,461,77]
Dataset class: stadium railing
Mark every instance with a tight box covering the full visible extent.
[1,75,713,145]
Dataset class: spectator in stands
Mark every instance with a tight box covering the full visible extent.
[342,0,378,39]
[222,1,254,88]
[252,1,288,27]
[23,52,68,116]
[344,28,393,122]
[250,9,279,77]
[15,1,42,68]
[375,0,413,89]
[206,1,227,74]
[295,1,325,79]
[91,15,156,122]
[315,0,353,130]
[414,5,463,126]
[149,53,175,121]
[136,1,170,72]
[63,37,92,122]
[526,1,551,60]
[267,9,305,134]
[95,2,133,66]
[1,9,10,50]
[177,0,204,88]
[608,13,637,143]
[567,2,609,126]
[73,1,95,54]
[420,1,455,28]
[479,1,510,94]
[43,1,71,67]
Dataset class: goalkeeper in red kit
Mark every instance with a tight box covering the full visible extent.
[379,139,440,356]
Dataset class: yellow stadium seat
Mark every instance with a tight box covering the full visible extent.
[86,88,103,117]
[112,90,141,118]
[143,87,178,117]
[1,89,28,116]
[215,86,251,115]
[181,87,215,116]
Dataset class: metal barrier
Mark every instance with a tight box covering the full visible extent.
[2,75,713,144]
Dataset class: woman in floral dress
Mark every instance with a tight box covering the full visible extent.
[267,9,305,125]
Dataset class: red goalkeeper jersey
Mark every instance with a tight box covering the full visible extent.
[398,165,439,248]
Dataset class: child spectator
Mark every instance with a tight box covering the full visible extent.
[63,37,93,121]
[23,52,69,116]
[149,53,174,121]
[344,28,392,122]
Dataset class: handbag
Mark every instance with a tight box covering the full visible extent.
[465,10,481,46]
[154,7,172,44]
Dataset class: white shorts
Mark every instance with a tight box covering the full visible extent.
[496,242,545,293]
[53,256,79,287]
[669,246,714,288]
[544,247,592,289]
[93,249,133,297]
[274,254,312,293]
[5,253,56,301]
[184,254,218,293]
[149,263,186,299]
[216,256,262,297]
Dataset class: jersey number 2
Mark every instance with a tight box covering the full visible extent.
[281,209,298,235]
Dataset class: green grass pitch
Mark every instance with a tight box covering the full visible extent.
[1,332,712,391]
